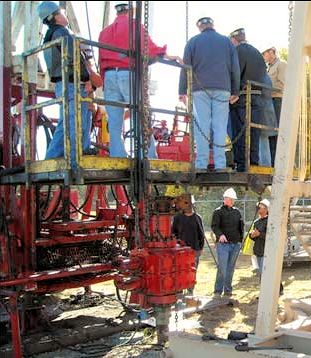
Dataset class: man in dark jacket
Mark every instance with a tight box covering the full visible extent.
[211,188,244,297]
[172,194,205,294]
[229,28,267,172]
[250,199,284,295]
[37,1,92,168]
[179,17,240,171]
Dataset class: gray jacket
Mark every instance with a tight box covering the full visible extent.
[179,29,240,95]
[43,25,89,83]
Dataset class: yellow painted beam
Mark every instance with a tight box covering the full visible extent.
[79,156,131,170]
[149,160,191,172]
[28,159,68,173]
[249,166,273,175]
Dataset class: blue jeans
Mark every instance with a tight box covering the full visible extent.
[230,95,262,171]
[257,255,264,274]
[104,70,157,158]
[259,132,271,166]
[193,90,230,169]
[214,243,241,294]
[45,82,91,168]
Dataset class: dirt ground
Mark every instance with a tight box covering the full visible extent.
[28,248,311,358]
[2,248,309,358]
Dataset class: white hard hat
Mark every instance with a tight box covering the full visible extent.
[37,1,60,22]
[223,188,237,200]
[114,1,130,11]
[259,199,270,209]
[261,46,276,55]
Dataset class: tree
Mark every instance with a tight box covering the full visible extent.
[279,48,288,62]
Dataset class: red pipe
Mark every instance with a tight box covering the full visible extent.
[9,295,22,358]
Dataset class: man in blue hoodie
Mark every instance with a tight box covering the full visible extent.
[179,17,240,171]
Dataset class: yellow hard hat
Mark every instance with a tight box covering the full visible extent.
[165,185,186,198]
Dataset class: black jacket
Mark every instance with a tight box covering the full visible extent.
[251,216,268,257]
[211,205,244,243]
[172,213,205,251]
[236,42,267,89]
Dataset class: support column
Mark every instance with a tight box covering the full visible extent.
[255,1,311,338]
[0,1,12,168]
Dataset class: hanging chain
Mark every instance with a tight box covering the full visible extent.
[142,1,152,242]
[175,303,179,331]
[142,1,152,158]
[286,201,293,267]
[193,115,246,148]
[185,1,189,43]
[288,1,294,45]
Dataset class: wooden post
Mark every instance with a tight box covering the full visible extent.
[255,1,311,338]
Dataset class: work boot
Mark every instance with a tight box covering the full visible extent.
[223,292,233,298]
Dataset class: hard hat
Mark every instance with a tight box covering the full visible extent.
[114,1,130,12]
[37,1,60,21]
[258,198,270,209]
[223,188,237,200]
[229,28,245,38]
[196,17,214,27]
[165,185,185,198]
[261,46,276,55]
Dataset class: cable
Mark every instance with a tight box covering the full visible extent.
[69,200,97,218]
[84,1,99,73]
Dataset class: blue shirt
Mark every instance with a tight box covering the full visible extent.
[179,29,240,95]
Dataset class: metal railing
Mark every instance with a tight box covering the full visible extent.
[21,36,194,178]
[244,80,280,173]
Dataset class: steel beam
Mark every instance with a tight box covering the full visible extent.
[256,1,311,338]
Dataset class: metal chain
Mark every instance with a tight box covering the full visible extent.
[288,1,294,44]
[191,71,247,148]
[142,1,151,158]
[142,1,152,242]
[193,114,246,148]
[286,202,293,267]
[175,304,179,331]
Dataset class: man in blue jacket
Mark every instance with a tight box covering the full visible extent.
[179,17,240,171]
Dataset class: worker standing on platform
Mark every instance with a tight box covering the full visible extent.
[178,17,240,171]
[37,1,93,168]
[262,47,287,167]
[229,28,266,172]
[172,194,205,295]
[98,2,179,158]
[211,188,244,298]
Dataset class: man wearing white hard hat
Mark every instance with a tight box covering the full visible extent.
[211,188,244,297]
[250,199,284,295]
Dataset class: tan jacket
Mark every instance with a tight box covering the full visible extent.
[267,58,287,98]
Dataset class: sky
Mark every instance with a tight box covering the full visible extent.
[72,1,290,118]
[14,1,290,132]
[145,1,289,114]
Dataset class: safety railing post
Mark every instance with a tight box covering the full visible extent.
[61,36,70,168]
[245,81,252,172]
[187,68,195,174]
[22,56,31,183]
[73,37,83,169]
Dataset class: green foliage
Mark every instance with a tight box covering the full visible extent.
[279,48,288,62]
